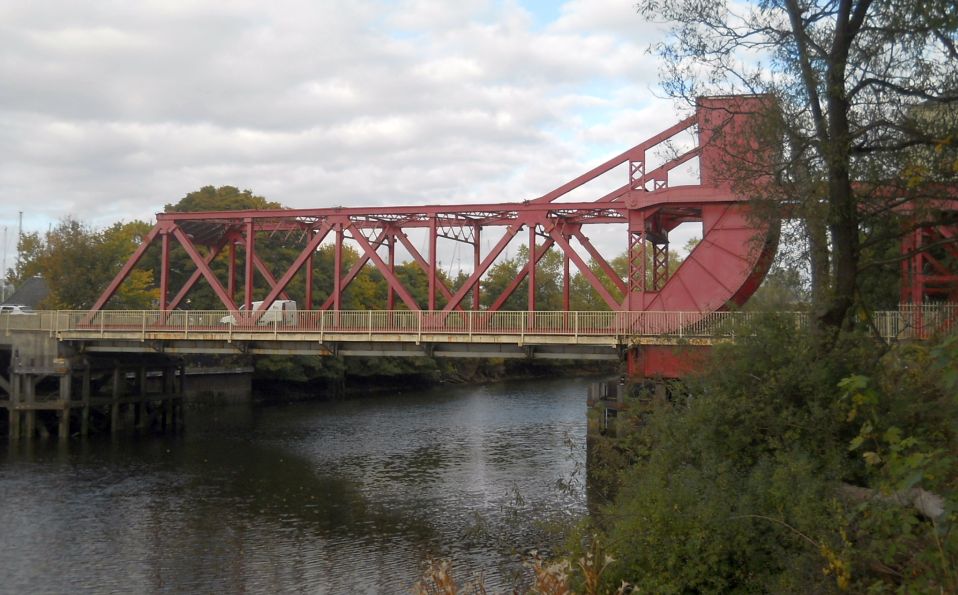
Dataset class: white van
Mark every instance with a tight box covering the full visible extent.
[220,300,297,325]
[0,304,37,315]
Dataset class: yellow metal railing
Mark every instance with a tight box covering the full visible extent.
[2,306,956,342]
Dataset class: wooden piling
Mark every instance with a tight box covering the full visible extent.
[9,374,21,440]
[111,366,121,434]
[135,366,146,430]
[58,373,70,440]
[81,365,90,437]
[24,375,35,439]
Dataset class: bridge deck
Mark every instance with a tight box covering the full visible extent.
[2,307,954,358]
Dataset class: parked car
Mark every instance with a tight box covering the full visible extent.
[0,304,37,315]
[219,300,298,325]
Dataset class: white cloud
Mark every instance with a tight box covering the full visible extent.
[0,0,684,265]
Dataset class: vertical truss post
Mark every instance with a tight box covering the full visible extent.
[387,231,395,311]
[645,212,669,291]
[629,154,646,189]
[429,216,438,311]
[305,229,314,311]
[901,226,918,304]
[563,252,570,311]
[244,218,254,311]
[527,225,537,313]
[228,240,237,303]
[334,224,343,312]
[473,224,481,310]
[652,242,669,290]
[628,209,647,310]
[914,227,927,303]
[159,230,170,311]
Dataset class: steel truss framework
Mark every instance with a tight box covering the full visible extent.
[93,96,785,324]
[901,220,958,303]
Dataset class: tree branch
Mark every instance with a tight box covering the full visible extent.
[784,0,830,143]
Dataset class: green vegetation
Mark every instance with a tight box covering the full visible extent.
[565,0,958,589]
[585,319,956,592]
[11,218,156,309]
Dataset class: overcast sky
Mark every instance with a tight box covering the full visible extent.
[0,0,691,274]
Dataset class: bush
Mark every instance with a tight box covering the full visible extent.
[598,316,957,592]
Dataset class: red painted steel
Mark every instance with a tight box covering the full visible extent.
[89,96,784,325]
[92,93,938,375]
[901,222,958,303]
[628,344,711,379]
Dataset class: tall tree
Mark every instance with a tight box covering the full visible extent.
[638,0,958,333]
[162,186,289,309]
[12,218,156,309]
[164,185,280,213]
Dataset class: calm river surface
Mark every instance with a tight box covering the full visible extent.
[0,376,594,593]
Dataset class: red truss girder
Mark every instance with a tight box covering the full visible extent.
[92,96,788,319]
[901,223,958,303]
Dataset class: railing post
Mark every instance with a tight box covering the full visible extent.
[319,310,325,343]
[184,313,189,338]
[141,311,146,341]
[520,311,526,344]
[468,310,473,340]
[679,311,684,339]
[273,317,278,339]
[417,310,422,345]
[368,310,373,340]
[574,311,579,339]
[100,312,105,337]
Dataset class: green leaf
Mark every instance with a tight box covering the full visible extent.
[849,435,865,452]
[897,470,924,491]
[882,426,902,445]
[839,375,869,393]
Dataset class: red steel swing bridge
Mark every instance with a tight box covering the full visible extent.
[32,96,958,377]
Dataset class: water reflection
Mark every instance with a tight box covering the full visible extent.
[0,376,591,593]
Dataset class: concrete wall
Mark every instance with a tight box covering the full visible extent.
[182,367,253,404]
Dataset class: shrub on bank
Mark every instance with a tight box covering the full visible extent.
[597,317,957,592]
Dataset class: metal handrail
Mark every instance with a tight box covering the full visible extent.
[1,305,955,341]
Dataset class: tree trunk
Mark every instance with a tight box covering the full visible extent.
[819,15,859,332]
[806,205,831,314]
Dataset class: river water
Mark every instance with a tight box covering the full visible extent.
[0,376,593,593]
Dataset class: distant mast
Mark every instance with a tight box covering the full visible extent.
[15,211,22,275]
[1,225,6,301]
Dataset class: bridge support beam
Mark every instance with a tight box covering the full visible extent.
[627,344,711,380]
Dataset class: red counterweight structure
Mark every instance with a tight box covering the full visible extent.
[91,96,782,376]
